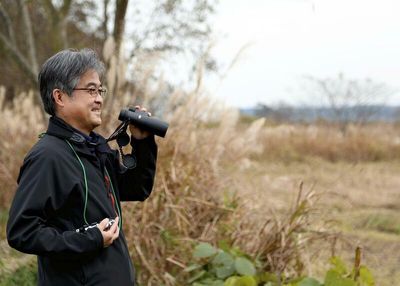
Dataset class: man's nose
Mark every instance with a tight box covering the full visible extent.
[94,93,103,103]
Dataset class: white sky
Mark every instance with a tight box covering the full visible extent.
[208,0,400,107]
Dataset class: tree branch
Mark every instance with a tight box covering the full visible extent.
[40,0,72,51]
[17,0,38,75]
[0,2,37,86]
[0,2,16,46]
[41,0,57,19]
[60,0,72,17]
[0,33,38,86]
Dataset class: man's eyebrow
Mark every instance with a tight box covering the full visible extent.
[84,82,102,87]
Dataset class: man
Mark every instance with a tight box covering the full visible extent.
[6,48,157,285]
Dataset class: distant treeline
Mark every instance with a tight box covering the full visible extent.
[241,105,400,123]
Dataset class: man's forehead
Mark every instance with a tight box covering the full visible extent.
[78,69,101,86]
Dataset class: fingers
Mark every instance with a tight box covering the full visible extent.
[111,217,120,240]
[129,119,151,139]
[129,125,151,139]
[109,217,119,234]
[98,217,120,248]
[130,105,151,139]
[98,218,109,229]
[134,105,151,116]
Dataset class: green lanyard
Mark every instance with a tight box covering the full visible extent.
[65,140,122,229]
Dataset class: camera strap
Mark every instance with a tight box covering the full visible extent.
[106,121,137,169]
[106,121,128,142]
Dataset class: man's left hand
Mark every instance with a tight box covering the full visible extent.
[129,105,151,140]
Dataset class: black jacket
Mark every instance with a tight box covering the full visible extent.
[6,117,157,286]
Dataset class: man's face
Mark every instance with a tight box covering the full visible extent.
[63,69,103,134]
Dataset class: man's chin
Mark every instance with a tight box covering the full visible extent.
[91,118,102,129]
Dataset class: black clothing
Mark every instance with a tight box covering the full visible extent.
[7,117,157,286]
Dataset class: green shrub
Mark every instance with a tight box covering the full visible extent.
[185,242,375,286]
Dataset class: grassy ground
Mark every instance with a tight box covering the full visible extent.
[0,159,400,286]
[1,111,399,284]
[2,159,398,285]
[231,158,400,285]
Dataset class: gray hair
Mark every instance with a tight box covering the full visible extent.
[38,48,105,116]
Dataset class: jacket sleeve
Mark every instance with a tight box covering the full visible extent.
[6,147,103,260]
[117,135,158,201]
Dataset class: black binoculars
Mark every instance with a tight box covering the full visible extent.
[118,108,169,138]
[107,108,168,168]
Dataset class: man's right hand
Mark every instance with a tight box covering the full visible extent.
[97,217,120,248]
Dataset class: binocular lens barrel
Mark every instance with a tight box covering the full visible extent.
[118,108,169,138]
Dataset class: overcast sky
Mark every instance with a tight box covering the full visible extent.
[208,0,400,108]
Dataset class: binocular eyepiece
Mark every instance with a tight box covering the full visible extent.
[118,108,169,138]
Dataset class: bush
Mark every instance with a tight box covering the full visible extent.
[186,243,374,286]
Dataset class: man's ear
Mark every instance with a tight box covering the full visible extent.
[52,89,66,108]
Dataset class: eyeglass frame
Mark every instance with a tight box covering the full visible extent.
[72,86,107,98]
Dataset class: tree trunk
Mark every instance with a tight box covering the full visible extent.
[113,0,129,54]
[104,0,129,122]
[103,0,110,40]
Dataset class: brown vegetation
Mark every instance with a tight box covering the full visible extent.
[2,84,399,284]
[256,122,400,162]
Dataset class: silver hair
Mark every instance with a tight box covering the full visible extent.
[38,48,105,116]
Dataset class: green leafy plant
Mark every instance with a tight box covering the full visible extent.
[186,242,257,285]
[185,243,375,286]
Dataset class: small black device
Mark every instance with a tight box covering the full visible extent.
[103,219,115,231]
[76,218,116,233]
[76,222,97,233]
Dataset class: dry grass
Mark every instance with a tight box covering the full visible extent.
[255,122,400,162]
[0,85,334,285]
[0,67,399,285]
[0,88,45,208]
[235,158,400,285]
[230,183,339,278]
[121,92,273,284]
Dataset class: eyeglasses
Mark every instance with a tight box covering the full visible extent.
[73,87,107,98]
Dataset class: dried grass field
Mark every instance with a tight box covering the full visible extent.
[0,90,399,285]
[234,159,400,285]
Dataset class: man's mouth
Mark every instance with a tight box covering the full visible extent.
[91,108,101,114]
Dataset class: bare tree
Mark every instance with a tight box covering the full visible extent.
[0,0,217,106]
[0,1,39,87]
[305,73,394,134]
[128,1,216,58]
[0,0,95,109]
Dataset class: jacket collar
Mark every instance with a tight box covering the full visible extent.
[46,116,113,157]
